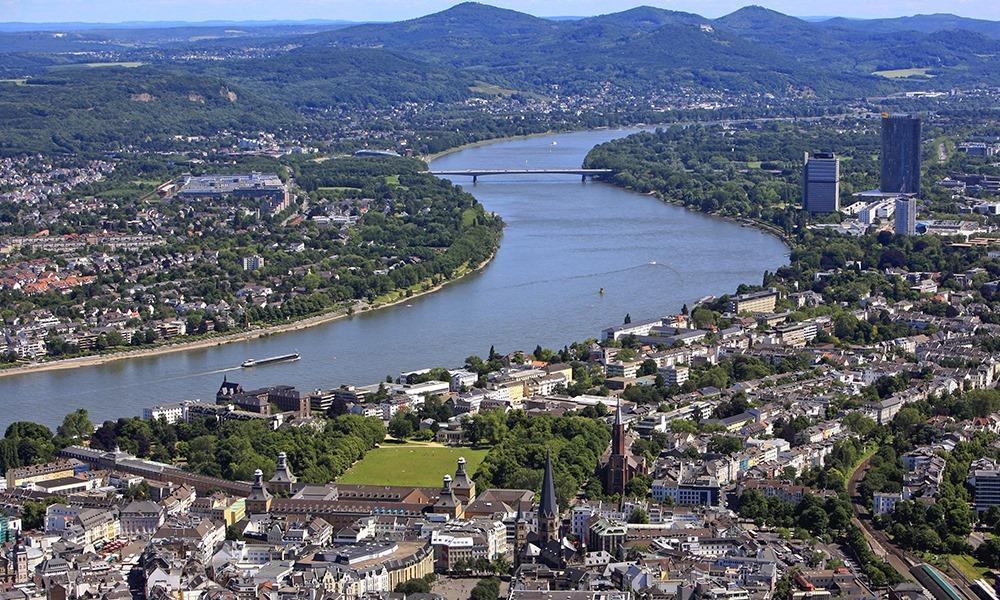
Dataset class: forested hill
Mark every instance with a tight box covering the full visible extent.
[3,3,1000,155]
[302,2,1000,97]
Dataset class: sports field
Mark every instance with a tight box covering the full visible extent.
[336,442,489,487]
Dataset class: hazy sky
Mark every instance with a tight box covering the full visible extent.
[2,0,999,23]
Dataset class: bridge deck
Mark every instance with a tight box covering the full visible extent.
[429,169,612,176]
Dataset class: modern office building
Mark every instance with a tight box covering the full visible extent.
[969,459,1000,513]
[802,152,840,213]
[894,196,917,236]
[881,114,922,195]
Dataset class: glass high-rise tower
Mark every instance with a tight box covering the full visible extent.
[880,113,922,195]
[802,152,840,213]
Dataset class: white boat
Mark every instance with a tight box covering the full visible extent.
[241,352,300,368]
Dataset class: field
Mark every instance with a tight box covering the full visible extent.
[50,61,146,70]
[337,442,489,487]
[872,67,935,79]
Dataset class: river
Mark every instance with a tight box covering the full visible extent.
[0,128,788,430]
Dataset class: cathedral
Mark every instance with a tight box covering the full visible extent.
[600,400,647,496]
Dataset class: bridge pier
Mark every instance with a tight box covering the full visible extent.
[472,175,477,184]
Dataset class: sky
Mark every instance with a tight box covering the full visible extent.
[2,0,999,23]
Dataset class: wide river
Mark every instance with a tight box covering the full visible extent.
[1,128,788,430]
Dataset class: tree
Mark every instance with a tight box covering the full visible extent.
[627,507,649,524]
[125,480,151,501]
[624,474,652,499]
[670,419,698,434]
[977,537,1000,569]
[226,523,246,542]
[388,410,416,439]
[624,313,632,324]
[492,556,511,575]
[20,496,65,530]
[57,409,93,441]
[708,435,743,455]
[394,578,431,595]
[843,412,876,438]
[639,359,658,377]
[470,578,500,600]
[464,410,508,446]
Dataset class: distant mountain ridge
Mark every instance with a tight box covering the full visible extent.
[3,2,1000,116]
[820,13,1000,38]
[295,2,1000,97]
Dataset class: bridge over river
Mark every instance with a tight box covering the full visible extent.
[430,168,613,182]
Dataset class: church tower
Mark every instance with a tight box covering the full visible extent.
[604,399,630,495]
[269,451,297,496]
[538,450,560,543]
[451,456,476,503]
[434,474,462,519]
[245,469,273,515]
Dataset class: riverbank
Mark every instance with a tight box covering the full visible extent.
[643,190,795,248]
[420,129,567,163]
[0,249,499,380]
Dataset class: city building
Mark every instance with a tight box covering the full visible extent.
[895,196,917,236]
[802,152,840,213]
[728,289,779,314]
[242,255,265,271]
[881,114,922,195]
[175,172,290,215]
[968,459,1000,513]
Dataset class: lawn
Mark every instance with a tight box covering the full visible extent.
[947,554,989,580]
[337,442,489,488]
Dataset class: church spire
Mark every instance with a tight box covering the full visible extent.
[538,449,560,543]
[540,450,558,519]
[612,398,626,455]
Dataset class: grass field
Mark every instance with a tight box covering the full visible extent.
[947,554,989,580]
[872,67,934,79]
[51,61,146,70]
[337,442,489,487]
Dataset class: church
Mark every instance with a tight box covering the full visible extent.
[599,400,647,496]
[516,450,576,569]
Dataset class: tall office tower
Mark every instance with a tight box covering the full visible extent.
[802,152,840,213]
[894,196,917,235]
[881,113,922,194]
